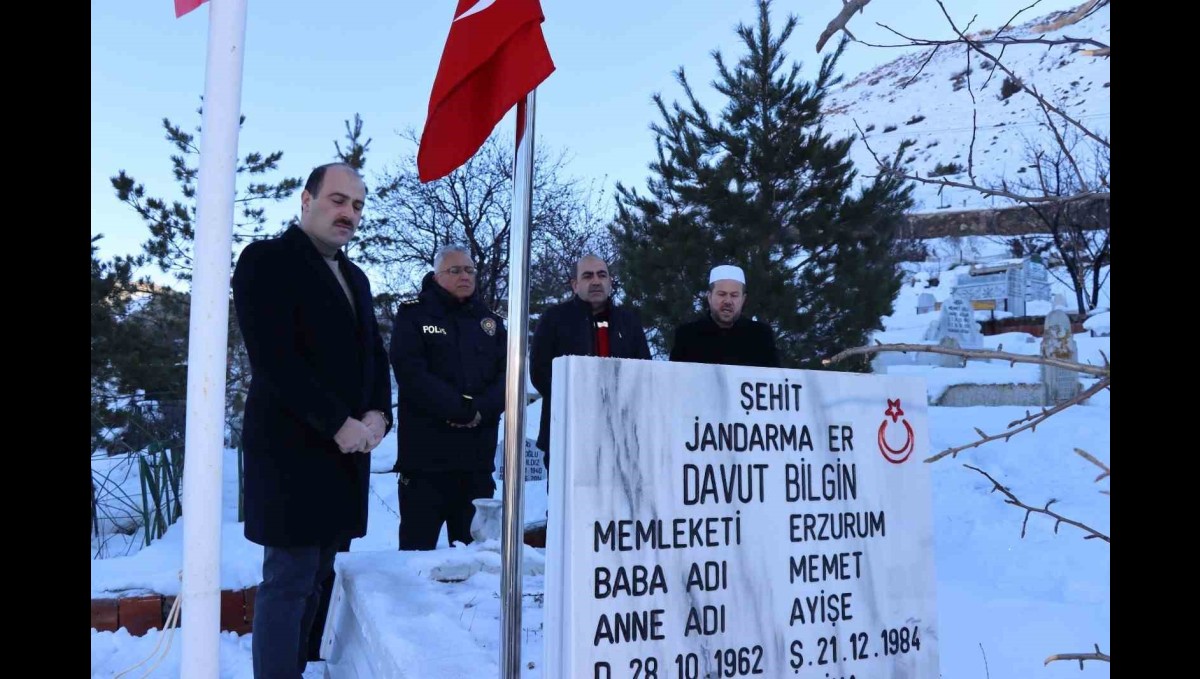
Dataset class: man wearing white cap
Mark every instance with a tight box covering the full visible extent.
[669,264,780,367]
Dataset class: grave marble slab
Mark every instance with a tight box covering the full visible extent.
[545,357,939,679]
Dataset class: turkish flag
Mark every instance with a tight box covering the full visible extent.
[175,0,207,18]
[417,0,555,183]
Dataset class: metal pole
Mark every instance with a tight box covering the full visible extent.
[180,1,247,676]
[500,88,537,678]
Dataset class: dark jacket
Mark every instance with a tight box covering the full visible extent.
[669,315,780,368]
[390,272,507,473]
[530,295,651,456]
[232,225,391,548]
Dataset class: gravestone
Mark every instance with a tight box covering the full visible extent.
[952,257,1050,315]
[916,293,936,315]
[935,297,983,349]
[1040,310,1081,404]
[544,357,940,678]
[495,437,545,482]
[936,336,967,368]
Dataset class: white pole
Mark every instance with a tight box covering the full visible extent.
[180,1,248,676]
[500,89,537,679]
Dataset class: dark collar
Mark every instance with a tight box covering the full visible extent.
[569,294,612,316]
[420,271,481,315]
[282,225,359,323]
[283,224,347,265]
[699,313,752,331]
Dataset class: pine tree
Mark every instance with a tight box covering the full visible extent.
[105,102,303,446]
[90,235,190,454]
[334,113,371,171]
[109,102,302,282]
[613,0,914,368]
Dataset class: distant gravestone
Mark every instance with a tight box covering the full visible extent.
[952,257,1050,315]
[917,293,936,315]
[1005,264,1024,312]
[936,297,983,349]
[936,336,967,368]
[1040,309,1081,404]
[1025,258,1051,303]
[495,437,546,482]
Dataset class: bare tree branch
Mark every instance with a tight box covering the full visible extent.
[1032,0,1104,33]
[965,464,1109,542]
[932,0,1108,150]
[1074,447,1110,482]
[905,173,1105,204]
[965,50,979,185]
[857,0,1107,52]
[853,119,1107,205]
[919,1,1090,190]
[371,131,612,313]
[823,342,1110,377]
[995,1,1047,40]
[858,32,1108,51]
[816,0,873,52]
[925,377,1109,462]
[849,0,1108,168]
[1001,136,1110,312]
[1045,644,1110,668]
[900,44,943,87]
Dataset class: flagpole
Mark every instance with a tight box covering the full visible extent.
[500,88,537,679]
[180,1,247,677]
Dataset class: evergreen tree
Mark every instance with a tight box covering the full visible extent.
[110,103,302,282]
[613,0,914,368]
[90,236,189,453]
[104,103,303,445]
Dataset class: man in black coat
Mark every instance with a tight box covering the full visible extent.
[232,163,392,678]
[390,245,507,550]
[530,255,651,467]
[670,264,780,368]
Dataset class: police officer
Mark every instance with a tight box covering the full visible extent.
[669,264,780,368]
[390,245,507,550]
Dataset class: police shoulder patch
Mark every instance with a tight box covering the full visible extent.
[480,316,497,336]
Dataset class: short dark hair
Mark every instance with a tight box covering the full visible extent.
[304,162,362,197]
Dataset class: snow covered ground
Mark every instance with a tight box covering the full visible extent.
[92,236,1109,678]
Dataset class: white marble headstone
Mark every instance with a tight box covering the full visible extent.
[1041,310,1081,404]
[916,293,936,315]
[936,297,983,349]
[496,437,546,482]
[545,357,939,679]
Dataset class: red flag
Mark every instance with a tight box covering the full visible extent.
[418,0,555,183]
[175,0,207,18]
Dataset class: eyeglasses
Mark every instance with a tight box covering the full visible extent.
[440,266,477,276]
